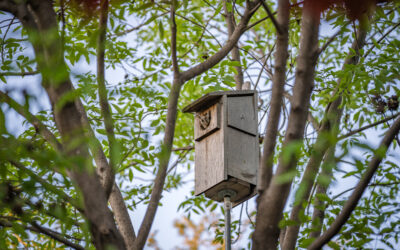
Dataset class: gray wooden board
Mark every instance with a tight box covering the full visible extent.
[227,95,257,135]
[194,102,221,141]
[226,127,258,185]
[182,90,256,113]
[204,177,252,203]
[194,124,225,195]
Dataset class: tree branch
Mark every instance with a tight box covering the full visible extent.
[223,0,244,89]
[109,183,136,249]
[155,3,224,49]
[317,22,350,55]
[257,0,290,194]
[0,88,133,246]
[282,20,370,249]
[172,145,194,151]
[364,21,400,58]
[0,90,62,151]
[13,2,125,248]
[97,0,116,198]
[135,78,182,250]
[75,100,136,249]
[260,0,281,34]
[245,15,272,31]
[9,161,82,212]
[113,12,169,37]
[309,147,335,238]
[0,219,84,250]
[0,70,39,76]
[338,112,400,140]
[1,16,15,63]
[171,1,179,75]
[253,1,320,248]
[308,116,400,249]
[180,1,260,83]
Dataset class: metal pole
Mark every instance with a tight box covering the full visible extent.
[224,195,232,250]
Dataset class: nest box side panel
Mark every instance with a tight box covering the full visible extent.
[194,104,225,195]
[226,127,258,184]
[225,94,258,185]
[226,95,257,136]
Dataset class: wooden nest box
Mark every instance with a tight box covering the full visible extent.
[183,90,259,206]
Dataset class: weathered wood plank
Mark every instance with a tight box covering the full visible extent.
[226,127,258,185]
[194,108,225,195]
[194,102,221,141]
[227,95,257,135]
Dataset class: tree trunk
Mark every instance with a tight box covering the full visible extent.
[253,1,320,248]
[0,1,126,249]
[257,0,290,194]
[281,25,369,249]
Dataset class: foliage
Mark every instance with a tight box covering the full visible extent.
[0,0,399,249]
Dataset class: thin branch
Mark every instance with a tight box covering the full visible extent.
[338,112,400,140]
[309,116,400,249]
[254,42,275,90]
[172,145,194,151]
[260,0,281,34]
[239,46,273,76]
[0,70,39,76]
[9,161,82,212]
[246,0,303,32]
[232,203,244,244]
[60,0,65,52]
[1,16,15,63]
[307,112,320,131]
[283,91,320,131]
[180,1,261,83]
[178,9,218,61]
[31,221,84,250]
[113,12,169,37]
[317,23,350,55]
[167,150,189,175]
[364,21,400,58]
[202,0,218,11]
[155,3,223,48]
[0,90,62,151]
[246,15,271,31]
[170,1,179,75]
[0,219,84,250]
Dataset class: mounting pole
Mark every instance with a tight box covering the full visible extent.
[219,189,236,250]
[224,195,232,250]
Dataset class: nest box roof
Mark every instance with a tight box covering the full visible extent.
[182,90,256,113]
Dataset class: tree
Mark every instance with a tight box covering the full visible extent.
[0,0,399,249]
